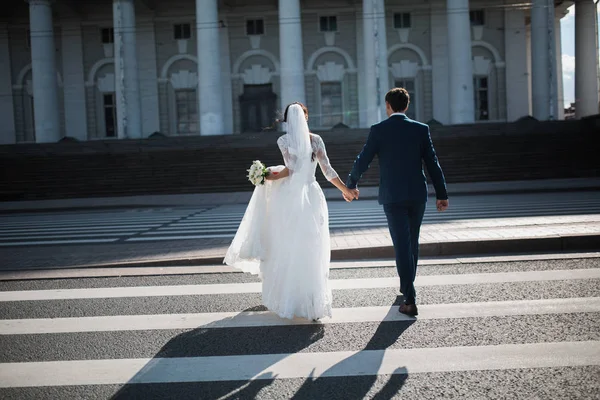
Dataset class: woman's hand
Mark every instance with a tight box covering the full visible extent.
[329,177,359,202]
[265,167,290,181]
[264,170,277,181]
[342,186,359,202]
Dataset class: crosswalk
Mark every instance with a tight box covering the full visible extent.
[0,256,598,398]
[1,191,599,247]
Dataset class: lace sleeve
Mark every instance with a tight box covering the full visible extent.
[313,135,339,181]
[277,135,295,171]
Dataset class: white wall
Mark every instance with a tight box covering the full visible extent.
[4,0,557,143]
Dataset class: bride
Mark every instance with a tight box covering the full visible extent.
[224,102,358,320]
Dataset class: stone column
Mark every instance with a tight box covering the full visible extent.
[196,0,225,135]
[137,18,160,136]
[113,0,142,138]
[547,2,558,120]
[447,0,474,124]
[28,0,61,142]
[356,11,366,127]
[575,0,599,118]
[504,8,530,121]
[374,0,388,120]
[530,0,552,120]
[0,25,16,144]
[431,4,450,124]
[279,0,306,110]
[362,0,378,125]
[219,20,234,134]
[555,16,565,120]
[61,20,88,140]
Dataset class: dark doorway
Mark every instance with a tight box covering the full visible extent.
[103,92,117,137]
[240,84,277,132]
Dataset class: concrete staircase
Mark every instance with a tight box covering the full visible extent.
[1,119,598,201]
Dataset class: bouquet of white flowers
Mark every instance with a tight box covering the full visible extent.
[247,160,270,186]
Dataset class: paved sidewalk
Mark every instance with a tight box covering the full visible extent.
[1,213,598,271]
[1,188,599,272]
[1,178,599,213]
[331,214,600,260]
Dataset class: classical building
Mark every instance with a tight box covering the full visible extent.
[0,0,597,144]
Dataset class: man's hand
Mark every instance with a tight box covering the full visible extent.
[343,188,359,202]
[436,199,449,212]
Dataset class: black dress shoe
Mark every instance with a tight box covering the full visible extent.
[399,303,418,316]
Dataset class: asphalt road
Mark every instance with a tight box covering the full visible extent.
[0,255,599,399]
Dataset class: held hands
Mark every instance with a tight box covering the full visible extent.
[436,199,449,212]
[343,187,359,202]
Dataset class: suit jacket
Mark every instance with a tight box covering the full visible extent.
[346,114,448,205]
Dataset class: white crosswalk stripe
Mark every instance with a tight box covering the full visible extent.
[1,342,597,388]
[0,260,598,397]
[2,298,599,335]
[1,268,598,301]
[0,192,599,247]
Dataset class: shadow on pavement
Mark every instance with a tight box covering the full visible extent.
[290,304,414,400]
[109,303,414,399]
[108,306,323,400]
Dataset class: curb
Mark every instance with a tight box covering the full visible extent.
[13,234,599,271]
[332,234,600,260]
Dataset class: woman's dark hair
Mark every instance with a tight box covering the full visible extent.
[277,102,315,162]
[281,102,308,122]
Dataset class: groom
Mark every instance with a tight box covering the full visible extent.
[345,87,449,316]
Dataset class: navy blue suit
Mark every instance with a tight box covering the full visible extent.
[346,114,448,304]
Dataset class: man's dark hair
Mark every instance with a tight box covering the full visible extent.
[385,87,410,112]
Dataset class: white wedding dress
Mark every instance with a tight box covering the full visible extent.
[224,105,339,320]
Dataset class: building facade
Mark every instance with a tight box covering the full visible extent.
[0,0,597,144]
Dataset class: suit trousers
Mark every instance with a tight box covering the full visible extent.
[383,202,426,305]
